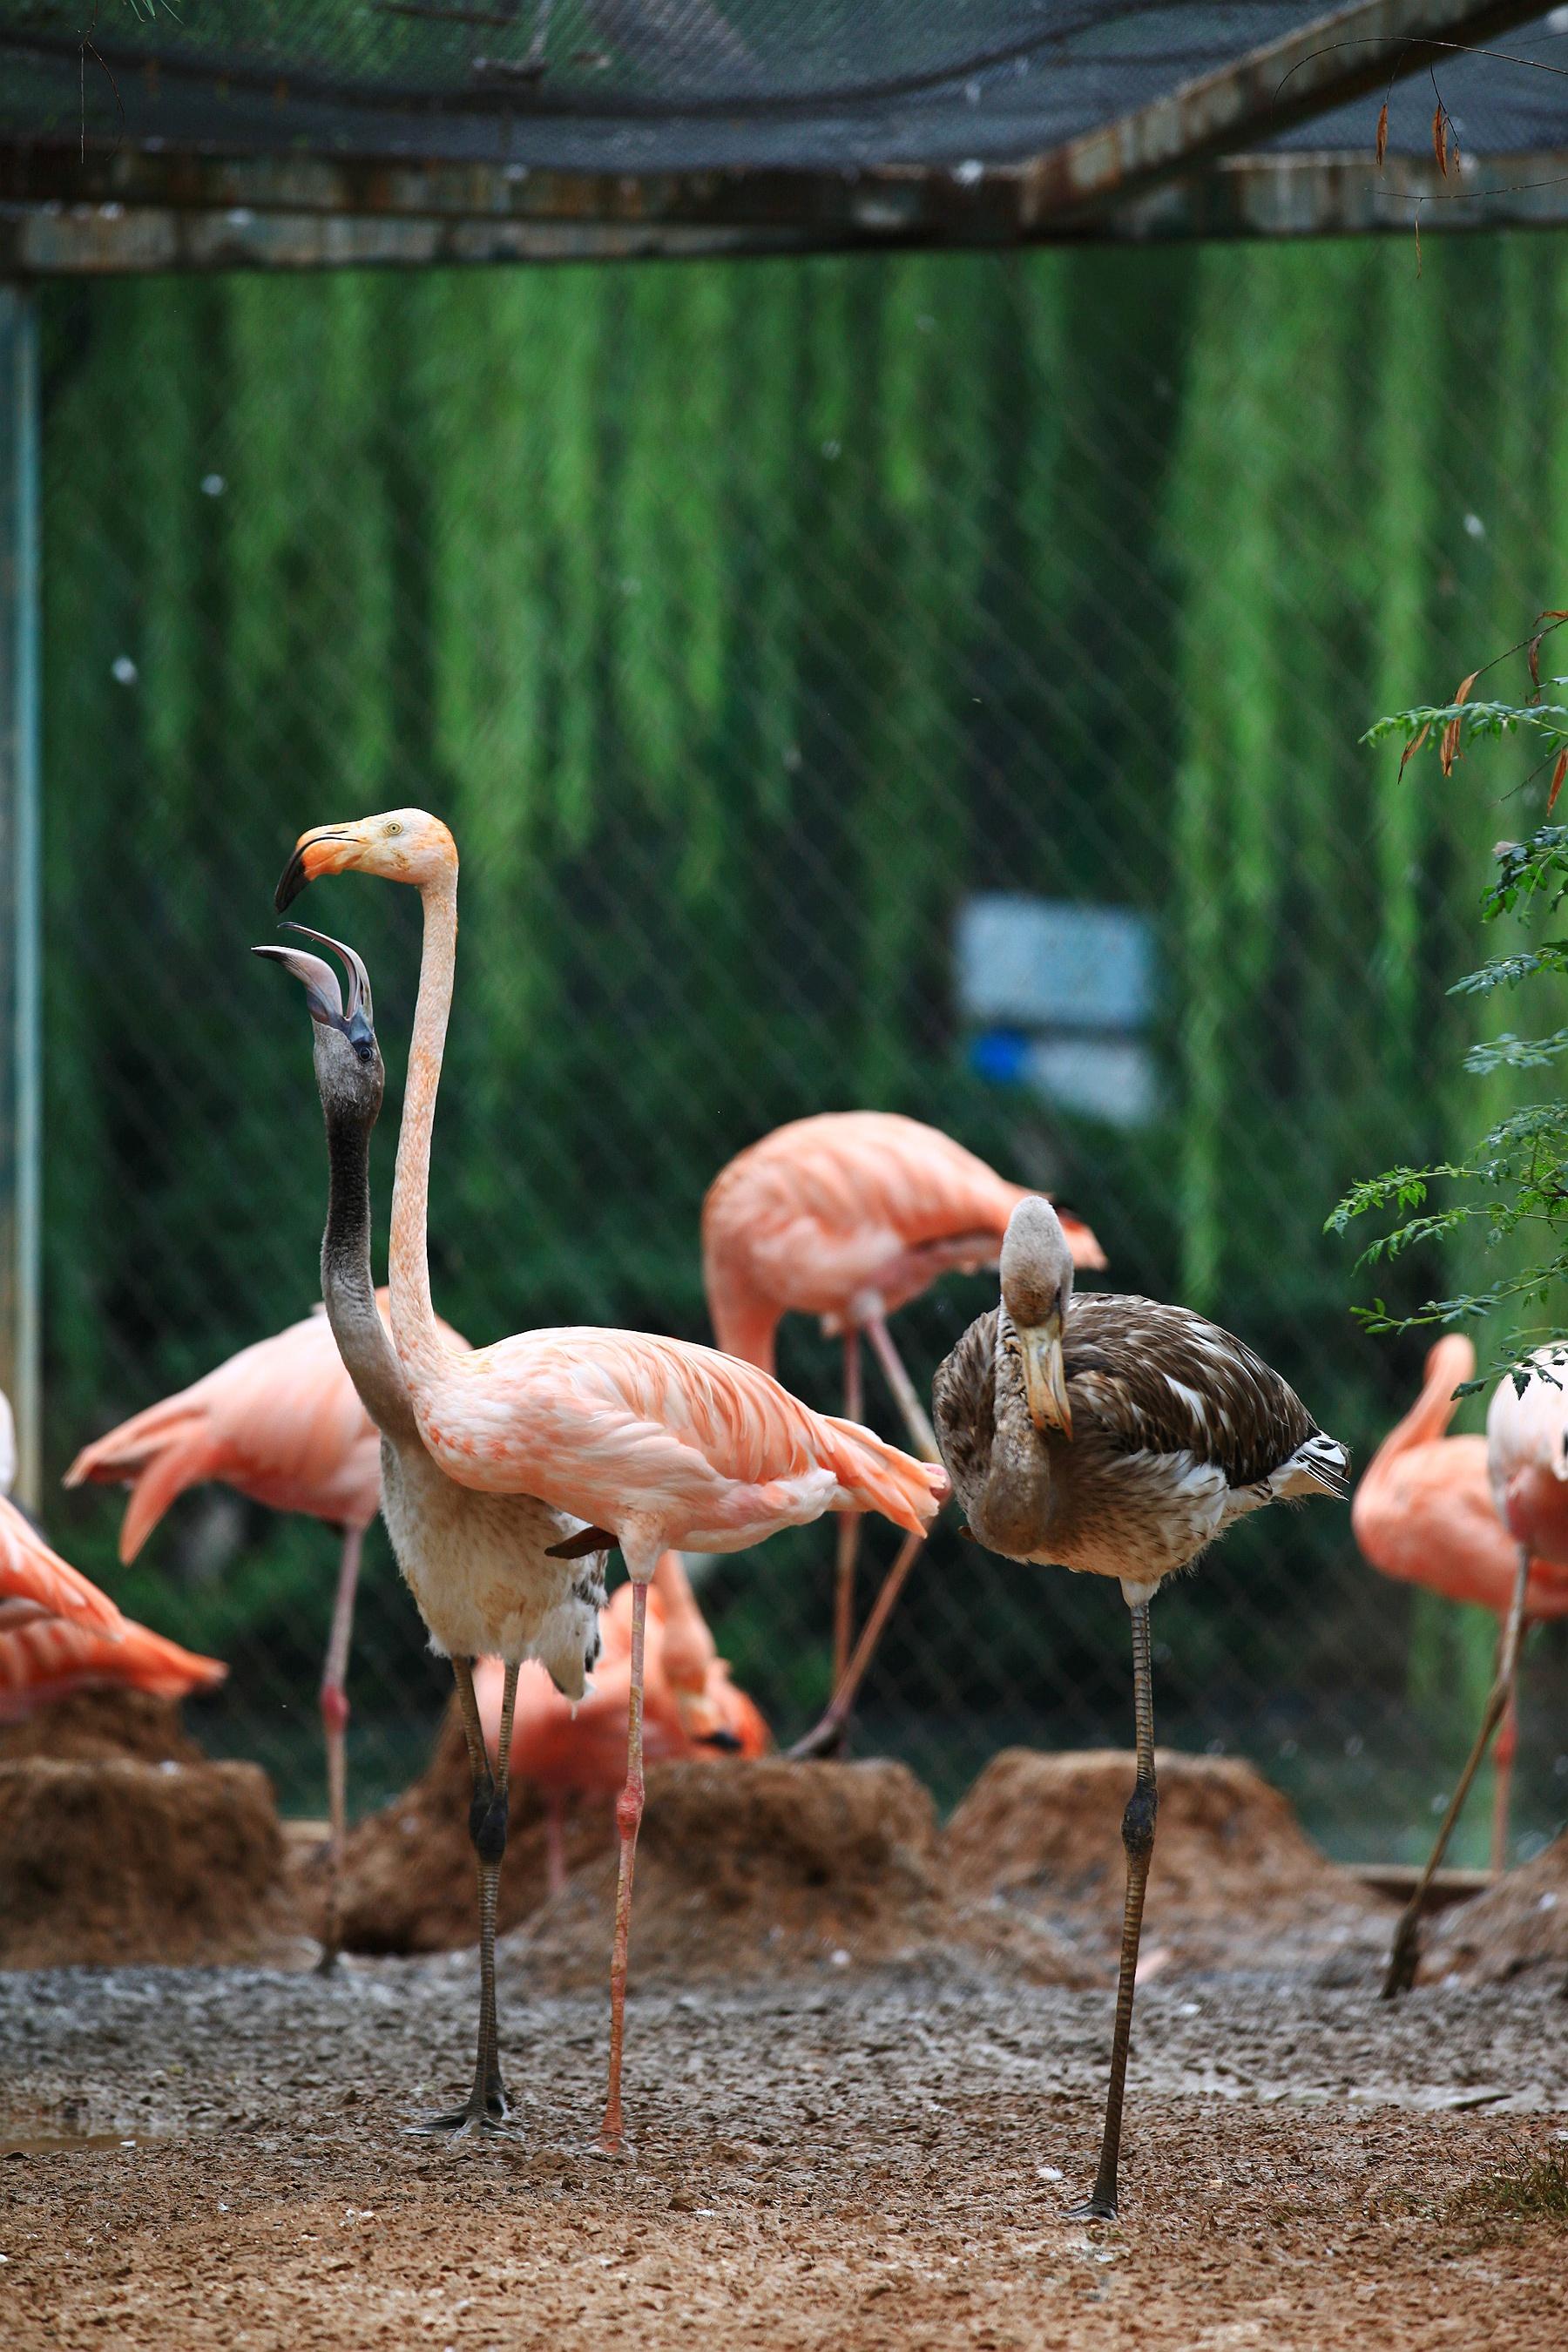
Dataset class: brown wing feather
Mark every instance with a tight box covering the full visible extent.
[932,1308,998,1508]
[1064,1296,1316,1490]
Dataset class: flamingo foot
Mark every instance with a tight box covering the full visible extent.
[785,1711,852,1762]
[406,2078,519,2142]
[1067,2194,1118,2222]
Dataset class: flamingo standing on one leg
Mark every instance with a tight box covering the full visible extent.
[64,1294,464,1965]
[478,1552,769,1896]
[1382,1343,1568,1994]
[274,808,944,2153]
[258,926,605,2137]
[933,1197,1348,2218]
[703,1112,1105,1745]
[1351,1335,1568,1882]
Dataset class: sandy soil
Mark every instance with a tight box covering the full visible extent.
[0,1757,306,1970]
[1425,1829,1568,1986]
[2,1958,1565,2351]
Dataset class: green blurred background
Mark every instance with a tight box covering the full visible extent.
[35,234,1568,1860]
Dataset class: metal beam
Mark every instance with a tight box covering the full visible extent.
[3,147,1565,273]
[0,285,41,1508]
[0,0,1553,273]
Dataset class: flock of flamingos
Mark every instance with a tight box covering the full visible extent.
[3,806,1568,2218]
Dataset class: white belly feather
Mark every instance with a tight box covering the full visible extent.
[379,1439,605,1701]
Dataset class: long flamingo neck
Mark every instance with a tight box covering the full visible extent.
[1383,1346,1470,1461]
[710,1288,779,1375]
[389,875,457,1388]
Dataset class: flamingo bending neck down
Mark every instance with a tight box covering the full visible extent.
[1371,1339,1568,1995]
[275,808,945,2153]
[256,923,606,2138]
[1352,1336,1568,1876]
[703,1112,1105,1738]
[63,1302,397,1964]
[476,1553,769,1898]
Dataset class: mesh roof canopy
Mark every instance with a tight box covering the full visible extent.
[0,0,1561,172]
[3,0,1568,262]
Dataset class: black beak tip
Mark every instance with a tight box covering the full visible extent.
[274,853,308,916]
[698,1728,744,1754]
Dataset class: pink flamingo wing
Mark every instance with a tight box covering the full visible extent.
[0,1494,125,1637]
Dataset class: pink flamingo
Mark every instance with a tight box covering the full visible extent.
[2,1479,126,1647]
[1353,1335,1568,1873]
[1380,1340,1568,1992]
[64,1292,465,1961]
[0,1612,225,1721]
[704,1110,1105,1742]
[478,1552,769,1895]
[0,1386,219,1720]
[276,807,943,2151]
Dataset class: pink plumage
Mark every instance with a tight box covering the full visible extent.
[64,1301,388,1556]
[702,1110,1105,1373]
[0,1611,226,1722]
[0,1490,126,1638]
[409,1326,946,1556]
[1487,1348,1568,1567]
[1353,1335,1568,1621]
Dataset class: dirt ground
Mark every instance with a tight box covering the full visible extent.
[3,1954,1566,2351]
[3,1720,1567,2347]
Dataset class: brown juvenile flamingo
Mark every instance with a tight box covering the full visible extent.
[258,924,606,2137]
[274,808,944,2153]
[933,1197,1347,2219]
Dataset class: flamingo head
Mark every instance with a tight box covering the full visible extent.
[253,923,384,1125]
[1000,1196,1075,1438]
[274,808,458,910]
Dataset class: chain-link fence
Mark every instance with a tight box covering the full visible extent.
[31,232,1568,1868]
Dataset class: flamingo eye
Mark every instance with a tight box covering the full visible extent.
[384,821,403,838]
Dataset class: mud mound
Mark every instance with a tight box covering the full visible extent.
[0,1757,307,1969]
[0,1686,205,1767]
[1422,1829,1568,1984]
[944,1747,1392,1977]
[298,1702,614,1956]
[510,1756,1082,1990]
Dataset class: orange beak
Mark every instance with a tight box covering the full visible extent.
[274,823,368,914]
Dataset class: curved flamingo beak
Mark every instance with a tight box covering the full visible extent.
[274,822,371,914]
[1019,1312,1073,1438]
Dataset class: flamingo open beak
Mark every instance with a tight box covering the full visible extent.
[274,823,370,914]
[1019,1314,1073,1438]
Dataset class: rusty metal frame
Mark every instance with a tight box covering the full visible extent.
[0,0,1558,273]
[4,145,1567,274]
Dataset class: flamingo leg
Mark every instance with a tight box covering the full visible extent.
[787,1527,925,1761]
[1490,1672,1520,1879]
[410,1655,522,2139]
[544,1788,568,1899]
[1383,1544,1532,1998]
[600,1573,650,2155]
[316,1521,364,1973]
[831,1330,864,1694]
[864,1312,940,1463]
[1074,1590,1157,2222]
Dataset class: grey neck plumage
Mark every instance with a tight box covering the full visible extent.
[983,1307,1058,1552]
[320,1087,419,1447]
